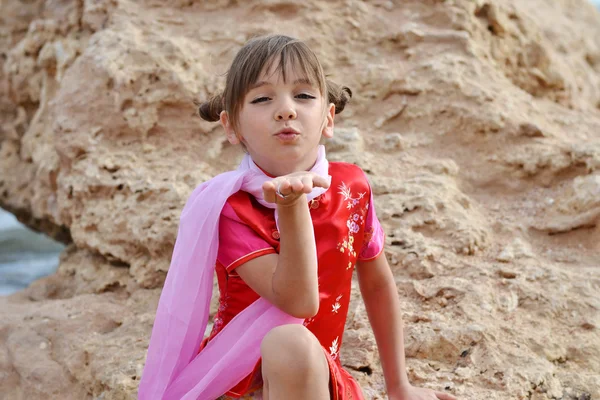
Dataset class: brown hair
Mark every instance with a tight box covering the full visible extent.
[198,34,352,131]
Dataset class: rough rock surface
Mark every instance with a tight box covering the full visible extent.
[1,0,600,399]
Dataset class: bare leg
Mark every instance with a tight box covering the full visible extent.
[260,324,331,400]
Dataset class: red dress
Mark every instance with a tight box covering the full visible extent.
[202,162,385,399]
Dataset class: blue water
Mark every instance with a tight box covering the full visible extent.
[0,208,64,296]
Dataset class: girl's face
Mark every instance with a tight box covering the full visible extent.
[220,62,335,177]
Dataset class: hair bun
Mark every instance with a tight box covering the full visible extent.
[326,80,352,115]
[197,93,224,122]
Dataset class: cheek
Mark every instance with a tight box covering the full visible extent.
[237,111,253,129]
[236,111,267,140]
[243,109,268,125]
[301,102,323,116]
[310,106,328,126]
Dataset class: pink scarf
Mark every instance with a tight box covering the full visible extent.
[138,146,330,400]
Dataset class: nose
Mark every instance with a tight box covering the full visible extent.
[274,102,297,121]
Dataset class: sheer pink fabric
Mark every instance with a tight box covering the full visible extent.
[138,146,330,400]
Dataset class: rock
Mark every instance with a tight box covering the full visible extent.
[498,269,518,279]
[340,328,376,372]
[382,133,406,152]
[1,0,600,398]
[497,238,534,262]
[534,174,600,234]
[374,99,408,128]
[475,3,508,37]
[518,122,545,138]
[324,126,364,153]
[495,290,519,312]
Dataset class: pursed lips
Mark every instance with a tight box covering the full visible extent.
[274,127,300,136]
[274,128,300,142]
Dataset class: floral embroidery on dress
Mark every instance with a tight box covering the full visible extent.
[332,294,342,314]
[337,182,368,269]
[309,194,322,210]
[360,225,375,257]
[338,182,365,209]
[212,294,230,333]
[329,336,340,360]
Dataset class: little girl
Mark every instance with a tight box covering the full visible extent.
[139,34,457,400]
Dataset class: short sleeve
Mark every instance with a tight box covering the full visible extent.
[217,202,276,273]
[358,183,385,261]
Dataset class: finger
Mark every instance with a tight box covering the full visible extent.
[277,179,292,196]
[262,181,275,192]
[301,175,313,193]
[311,174,331,189]
[262,181,277,204]
[289,178,304,194]
[435,391,457,400]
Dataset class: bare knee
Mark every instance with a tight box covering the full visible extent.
[261,324,326,376]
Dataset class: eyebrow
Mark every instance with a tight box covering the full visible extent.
[249,78,313,90]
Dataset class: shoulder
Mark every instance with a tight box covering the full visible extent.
[329,162,371,191]
[329,161,366,176]
[223,191,274,226]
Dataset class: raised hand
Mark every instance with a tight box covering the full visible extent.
[262,171,330,206]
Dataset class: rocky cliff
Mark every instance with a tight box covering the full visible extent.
[1,0,599,399]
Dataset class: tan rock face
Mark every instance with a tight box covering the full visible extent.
[1,0,600,399]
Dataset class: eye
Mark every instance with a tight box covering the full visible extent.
[250,97,270,104]
[296,93,316,100]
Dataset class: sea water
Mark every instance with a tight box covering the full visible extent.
[0,208,64,296]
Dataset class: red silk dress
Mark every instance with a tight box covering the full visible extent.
[202,162,385,399]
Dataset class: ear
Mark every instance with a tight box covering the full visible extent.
[220,111,240,145]
[321,103,335,139]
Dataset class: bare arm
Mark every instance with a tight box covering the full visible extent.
[357,253,457,400]
[357,253,409,393]
[235,172,329,318]
[236,197,319,318]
